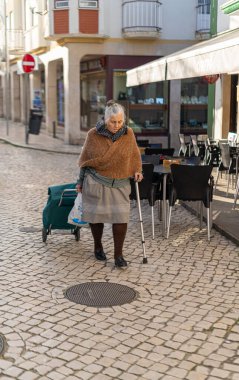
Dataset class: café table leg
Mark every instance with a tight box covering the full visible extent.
[162,173,168,237]
[236,155,239,184]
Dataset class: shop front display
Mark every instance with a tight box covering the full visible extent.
[80,55,159,132]
[80,59,106,130]
[180,77,208,134]
[81,73,106,129]
[126,82,168,135]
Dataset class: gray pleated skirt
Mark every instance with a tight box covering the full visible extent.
[82,174,131,223]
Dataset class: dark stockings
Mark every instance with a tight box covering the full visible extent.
[90,223,104,252]
[112,223,127,259]
[90,223,128,259]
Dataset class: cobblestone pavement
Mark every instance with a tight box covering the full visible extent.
[0,142,239,380]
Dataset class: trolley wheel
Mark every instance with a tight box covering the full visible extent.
[74,227,80,241]
[42,227,48,242]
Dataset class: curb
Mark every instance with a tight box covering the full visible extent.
[0,136,81,155]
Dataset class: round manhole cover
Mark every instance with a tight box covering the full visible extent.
[65,282,137,307]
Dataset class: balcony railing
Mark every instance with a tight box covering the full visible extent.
[196,3,211,37]
[8,29,24,54]
[122,0,162,38]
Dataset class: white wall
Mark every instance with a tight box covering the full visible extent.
[101,0,122,37]
[161,0,197,40]
[101,0,200,40]
[229,14,239,29]
[217,0,230,33]
[12,0,23,30]
[24,0,48,51]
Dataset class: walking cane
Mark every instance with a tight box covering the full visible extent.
[135,181,147,264]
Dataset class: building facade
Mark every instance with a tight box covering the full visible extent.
[127,0,239,146]
[0,0,212,145]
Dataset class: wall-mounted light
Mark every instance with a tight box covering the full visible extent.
[29,0,48,16]
[30,8,47,16]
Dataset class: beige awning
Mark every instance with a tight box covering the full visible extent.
[126,57,166,86]
[167,28,239,79]
[126,28,239,85]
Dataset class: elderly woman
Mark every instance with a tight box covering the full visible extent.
[76,100,143,267]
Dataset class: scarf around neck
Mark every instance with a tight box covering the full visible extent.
[96,120,127,142]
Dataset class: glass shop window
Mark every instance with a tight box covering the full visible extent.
[180,77,208,133]
[126,82,168,134]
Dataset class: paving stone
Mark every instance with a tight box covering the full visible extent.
[18,370,39,380]
[210,368,231,378]
[142,370,164,379]
[74,371,93,379]
[3,366,23,378]
[186,372,208,380]
[102,367,122,377]
[0,360,13,370]
[0,143,239,380]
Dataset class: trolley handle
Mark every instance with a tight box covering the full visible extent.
[58,188,77,207]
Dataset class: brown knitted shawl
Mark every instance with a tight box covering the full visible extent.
[78,127,142,179]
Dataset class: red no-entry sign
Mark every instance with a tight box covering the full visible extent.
[22,54,35,73]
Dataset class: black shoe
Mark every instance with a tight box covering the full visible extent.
[115,256,127,268]
[94,249,106,261]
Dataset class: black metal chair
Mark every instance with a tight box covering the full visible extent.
[167,164,214,241]
[215,142,237,195]
[204,138,220,167]
[190,135,200,157]
[137,139,149,147]
[233,176,239,209]
[130,163,157,239]
[145,148,175,156]
[178,134,190,157]
[184,156,202,165]
[149,143,163,149]
[141,154,161,166]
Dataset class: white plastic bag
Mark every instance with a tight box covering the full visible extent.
[68,193,89,227]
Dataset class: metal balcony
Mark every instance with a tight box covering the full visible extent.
[196,3,211,39]
[8,29,24,55]
[122,0,162,39]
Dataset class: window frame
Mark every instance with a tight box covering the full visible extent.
[54,0,69,9]
[78,0,98,9]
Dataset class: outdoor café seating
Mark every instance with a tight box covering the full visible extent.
[144,147,175,156]
[215,142,238,195]
[166,164,214,241]
[204,138,221,167]
[233,176,239,209]
[178,133,190,156]
[190,135,200,157]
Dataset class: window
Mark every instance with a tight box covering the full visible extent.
[79,1,98,9]
[180,78,208,132]
[127,82,168,134]
[80,71,106,130]
[197,0,210,14]
[55,0,69,9]
[113,71,127,102]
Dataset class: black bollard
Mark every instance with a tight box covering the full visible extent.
[53,121,56,138]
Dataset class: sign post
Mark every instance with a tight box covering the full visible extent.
[22,54,35,144]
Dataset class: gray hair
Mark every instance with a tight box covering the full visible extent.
[104,101,125,123]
